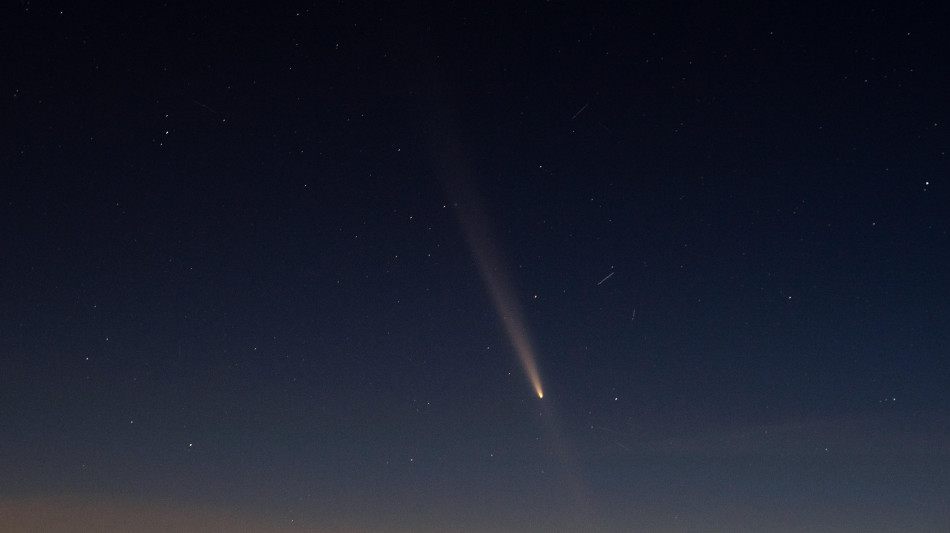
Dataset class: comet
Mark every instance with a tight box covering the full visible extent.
[432,129,545,399]
[464,220,545,400]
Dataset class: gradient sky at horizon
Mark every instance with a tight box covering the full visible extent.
[2,2,948,531]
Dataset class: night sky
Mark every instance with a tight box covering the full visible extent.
[3,2,949,532]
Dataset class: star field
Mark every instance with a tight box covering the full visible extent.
[2,2,949,532]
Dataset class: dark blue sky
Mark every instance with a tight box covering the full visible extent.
[2,2,948,531]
